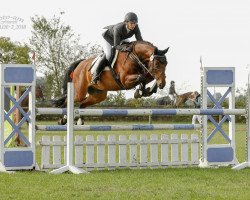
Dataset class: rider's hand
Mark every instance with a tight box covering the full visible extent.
[115,45,132,52]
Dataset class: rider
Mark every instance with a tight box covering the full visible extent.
[169,80,178,105]
[192,92,202,124]
[91,12,143,84]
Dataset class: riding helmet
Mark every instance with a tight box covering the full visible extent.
[124,12,138,23]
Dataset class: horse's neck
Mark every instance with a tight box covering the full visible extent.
[114,43,153,77]
[180,92,192,97]
[178,92,191,101]
[134,43,152,60]
[115,52,139,73]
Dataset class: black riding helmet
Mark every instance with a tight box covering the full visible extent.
[124,12,138,23]
[171,81,175,84]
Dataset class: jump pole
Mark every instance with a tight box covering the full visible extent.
[50,83,88,174]
[232,68,250,170]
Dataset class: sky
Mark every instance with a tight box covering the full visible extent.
[1,0,250,98]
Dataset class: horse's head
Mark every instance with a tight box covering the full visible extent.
[133,41,169,89]
[189,91,199,101]
[147,47,169,89]
[127,41,169,89]
[36,85,45,101]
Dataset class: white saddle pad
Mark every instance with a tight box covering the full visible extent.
[90,50,119,74]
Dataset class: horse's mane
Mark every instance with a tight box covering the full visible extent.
[132,41,155,48]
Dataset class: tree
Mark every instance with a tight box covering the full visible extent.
[0,37,31,64]
[29,13,102,98]
[100,91,126,106]
[236,86,247,108]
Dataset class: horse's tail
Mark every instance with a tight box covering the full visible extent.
[51,59,84,108]
[62,59,85,94]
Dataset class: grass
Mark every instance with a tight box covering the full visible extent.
[0,168,250,200]
[0,120,249,200]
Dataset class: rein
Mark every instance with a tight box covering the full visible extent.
[129,52,154,77]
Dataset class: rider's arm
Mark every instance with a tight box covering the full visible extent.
[134,25,143,41]
[113,26,122,49]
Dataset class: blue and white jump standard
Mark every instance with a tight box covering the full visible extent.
[200,67,239,167]
[0,64,37,172]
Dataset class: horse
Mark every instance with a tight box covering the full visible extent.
[20,85,45,108]
[52,41,169,124]
[175,91,199,107]
[156,91,199,107]
[14,85,44,146]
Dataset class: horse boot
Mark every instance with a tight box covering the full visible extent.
[91,54,108,85]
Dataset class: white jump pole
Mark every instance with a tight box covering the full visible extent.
[50,83,88,174]
[233,68,250,170]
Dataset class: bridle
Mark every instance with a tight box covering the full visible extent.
[128,46,167,80]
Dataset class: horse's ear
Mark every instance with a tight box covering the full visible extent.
[162,47,170,54]
[154,47,159,55]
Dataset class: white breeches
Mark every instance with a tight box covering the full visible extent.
[101,29,130,60]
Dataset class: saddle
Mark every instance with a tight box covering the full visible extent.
[90,42,133,74]
[90,43,133,89]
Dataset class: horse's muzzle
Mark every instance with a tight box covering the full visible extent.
[157,80,165,89]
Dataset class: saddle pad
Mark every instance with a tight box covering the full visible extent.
[90,50,119,74]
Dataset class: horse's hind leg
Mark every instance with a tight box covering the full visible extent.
[73,91,108,125]
[79,91,108,108]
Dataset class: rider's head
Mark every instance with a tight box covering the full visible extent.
[124,12,138,31]
[171,80,175,85]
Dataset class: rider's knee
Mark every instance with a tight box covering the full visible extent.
[105,51,111,61]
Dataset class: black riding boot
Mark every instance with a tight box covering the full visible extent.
[91,54,108,84]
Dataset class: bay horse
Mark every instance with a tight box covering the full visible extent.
[20,85,45,108]
[175,91,199,107]
[52,41,169,124]
[13,85,44,146]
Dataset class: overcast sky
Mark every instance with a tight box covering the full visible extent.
[1,0,250,97]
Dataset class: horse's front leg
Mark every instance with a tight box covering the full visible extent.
[142,82,158,97]
[124,74,145,88]
[134,83,146,99]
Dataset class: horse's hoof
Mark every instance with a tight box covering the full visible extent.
[76,118,84,125]
[58,118,67,125]
[134,89,142,99]
[150,87,157,94]
[142,88,151,97]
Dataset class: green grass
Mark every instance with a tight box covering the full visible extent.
[0,168,250,200]
[0,121,249,200]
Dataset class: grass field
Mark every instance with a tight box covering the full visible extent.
[0,120,249,200]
